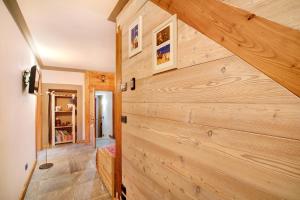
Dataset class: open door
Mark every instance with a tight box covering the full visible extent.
[95,95,103,138]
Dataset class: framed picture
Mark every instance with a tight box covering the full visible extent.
[152,15,177,74]
[128,16,142,57]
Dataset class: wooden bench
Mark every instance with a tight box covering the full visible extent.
[96,145,115,197]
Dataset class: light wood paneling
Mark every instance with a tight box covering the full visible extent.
[121,2,233,81]
[123,102,300,140]
[120,1,170,81]
[123,56,300,104]
[118,1,300,200]
[151,0,300,97]
[124,114,300,164]
[86,71,115,91]
[221,0,300,30]
[123,130,300,200]
[178,20,233,69]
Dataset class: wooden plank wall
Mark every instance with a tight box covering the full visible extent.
[150,0,300,97]
[116,1,300,199]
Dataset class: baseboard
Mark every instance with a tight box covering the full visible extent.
[19,160,37,200]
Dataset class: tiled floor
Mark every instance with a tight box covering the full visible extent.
[96,137,115,148]
[25,144,111,200]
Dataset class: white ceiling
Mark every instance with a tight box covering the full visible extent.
[18,0,117,72]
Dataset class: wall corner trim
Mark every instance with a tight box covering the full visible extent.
[3,0,44,67]
[19,160,37,200]
[108,0,129,22]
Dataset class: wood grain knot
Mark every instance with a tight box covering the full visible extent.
[207,130,213,137]
[195,185,201,194]
[247,13,256,20]
[180,188,185,193]
[179,155,184,163]
[167,0,172,9]
[221,67,226,73]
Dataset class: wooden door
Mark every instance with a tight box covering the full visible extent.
[96,95,103,138]
[50,92,55,147]
[90,89,96,147]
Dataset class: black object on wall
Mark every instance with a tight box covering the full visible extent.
[28,65,40,94]
[130,77,135,90]
[121,115,127,123]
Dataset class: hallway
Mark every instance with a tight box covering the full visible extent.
[25,144,111,200]
[1,0,300,199]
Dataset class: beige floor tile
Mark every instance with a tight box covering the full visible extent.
[25,144,111,200]
[37,186,74,200]
[74,179,109,200]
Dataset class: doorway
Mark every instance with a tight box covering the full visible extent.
[94,91,113,147]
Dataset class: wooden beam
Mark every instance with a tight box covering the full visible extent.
[3,0,44,67]
[114,26,122,199]
[108,0,129,22]
[151,0,300,97]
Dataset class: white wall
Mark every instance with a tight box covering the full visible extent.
[42,70,85,139]
[95,91,113,137]
[0,2,37,199]
[42,70,84,85]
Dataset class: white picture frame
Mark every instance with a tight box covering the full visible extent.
[128,16,143,57]
[152,15,177,74]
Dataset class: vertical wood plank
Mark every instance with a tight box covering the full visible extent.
[115,26,123,199]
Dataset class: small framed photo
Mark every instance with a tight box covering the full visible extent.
[152,15,177,74]
[128,16,143,57]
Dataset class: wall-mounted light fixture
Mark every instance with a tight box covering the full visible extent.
[22,69,30,88]
[101,75,106,82]
[120,82,127,92]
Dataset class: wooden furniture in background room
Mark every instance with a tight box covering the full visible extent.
[50,91,77,146]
